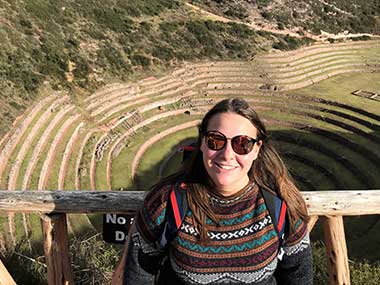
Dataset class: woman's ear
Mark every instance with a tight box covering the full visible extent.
[251,140,263,161]
[200,136,206,153]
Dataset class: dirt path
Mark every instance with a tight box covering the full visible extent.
[184,2,380,42]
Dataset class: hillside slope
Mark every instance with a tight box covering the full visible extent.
[192,0,380,36]
[3,0,378,138]
[0,0,299,137]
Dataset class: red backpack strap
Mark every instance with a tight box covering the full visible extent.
[277,200,287,239]
[170,184,186,229]
[159,182,188,248]
[260,188,287,246]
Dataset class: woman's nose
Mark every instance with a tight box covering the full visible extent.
[218,140,235,159]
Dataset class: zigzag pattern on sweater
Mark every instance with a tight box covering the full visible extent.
[176,230,278,253]
[172,242,278,269]
[180,215,272,240]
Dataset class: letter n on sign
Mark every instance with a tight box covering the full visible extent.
[102,214,134,244]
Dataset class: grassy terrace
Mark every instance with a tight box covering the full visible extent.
[0,97,61,189]
[0,48,378,198]
[60,127,89,190]
[23,109,75,190]
[77,132,102,191]
[137,127,198,189]
[118,96,379,191]
[1,39,380,283]
[42,117,80,190]
[10,110,59,190]
[110,113,203,190]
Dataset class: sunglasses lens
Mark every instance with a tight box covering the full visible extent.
[206,132,226,151]
[205,131,257,154]
[232,136,254,155]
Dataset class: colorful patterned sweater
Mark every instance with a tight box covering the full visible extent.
[124,182,313,284]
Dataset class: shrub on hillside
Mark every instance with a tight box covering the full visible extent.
[92,7,134,33]
[116,0,180,17]
[97,45,131,75]
[130,53,151,68]
[351,35,372,41]
[71,55,91,87]
[274,34,314,51]
[224,6,249,20]
[4,50,43,92]
[256,0,272,9]
[227,22,256,38]
[152,45,175,61]
[327,38,336,43]
[39,39,69,82]
[160,21,181,34]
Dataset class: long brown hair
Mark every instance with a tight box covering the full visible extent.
[158,98,309,241]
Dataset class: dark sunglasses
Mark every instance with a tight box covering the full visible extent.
[204,131,258,155]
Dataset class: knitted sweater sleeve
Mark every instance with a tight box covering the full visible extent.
[274,217,313,284]
[123,184,171,284]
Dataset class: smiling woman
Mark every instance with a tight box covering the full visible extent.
[118,98,313,285]
[200,113,262,196]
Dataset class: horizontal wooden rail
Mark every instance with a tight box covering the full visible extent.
[0,190,380,215]
[0,190,143,214]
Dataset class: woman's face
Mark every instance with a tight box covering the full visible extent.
[200,112,262,196]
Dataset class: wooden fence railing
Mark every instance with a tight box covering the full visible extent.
[0,190,380,285]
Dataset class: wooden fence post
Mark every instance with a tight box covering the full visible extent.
[323,216,350,285]
[307,215,319,232]
[41,213,74,285]
[0,259,16,285]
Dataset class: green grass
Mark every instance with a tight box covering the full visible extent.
[137,128,198,189]
[273,60,376,81]
[67,214,97,238]
[78,132,102,190]
[0,213,10,243]
[94,89,191,125]
[111,113,202,190]
[291,73,380,112]
[1,102,56,189]
[161,148,189,177]
[274,67,375,86]
[45,120,82,190]
[262,46,379,65]
[28,213,43,243]
[62,128,91,190]
[14,213,27,241]
[312,239,380,284]
[93,97,197,190]
[14,111,57,190]
[253,105,380,188]
[28,112,76,190]
[93,135,110,191]
[277,140,362,190]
